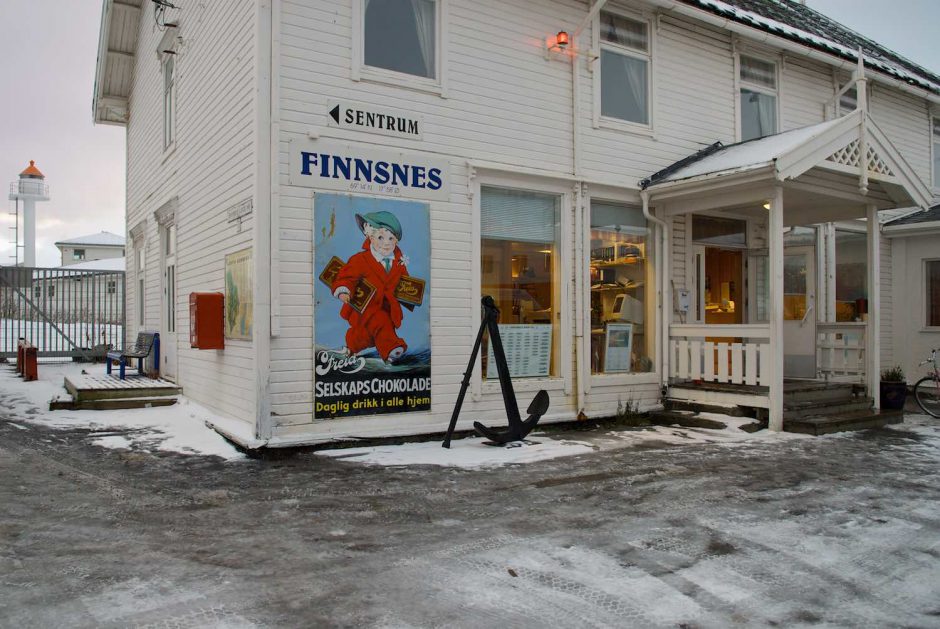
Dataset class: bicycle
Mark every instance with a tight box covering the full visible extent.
[913,349,940,418]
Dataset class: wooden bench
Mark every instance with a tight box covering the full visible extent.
[106,331,160,380]
[16,339,38,382]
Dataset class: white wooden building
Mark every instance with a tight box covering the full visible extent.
[93,0,939,447]
[54,231,126,267]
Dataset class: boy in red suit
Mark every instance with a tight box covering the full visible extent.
[331,211,409,363]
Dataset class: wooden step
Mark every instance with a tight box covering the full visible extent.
[50,395,179,411]
[783,398,873,420]
[64,374,181,402]
[650,410,729,430]
[783,409,903,436]
[783,382,860,405]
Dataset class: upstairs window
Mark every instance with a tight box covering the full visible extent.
[163,55,176,149]
[739,55,777,141]
[599,11,651,126]
[364,0,436,80]
[73,248,85,261]
[933,116,940,188]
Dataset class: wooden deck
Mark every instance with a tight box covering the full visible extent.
[63,373,181,403]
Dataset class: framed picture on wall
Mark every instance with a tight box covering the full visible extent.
[604,322,633,373]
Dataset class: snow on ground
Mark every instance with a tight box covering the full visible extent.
[0,362,244,460]
[317,411,799,469]
[3,362,809,469]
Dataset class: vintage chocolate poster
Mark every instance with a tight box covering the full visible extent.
[314,193,431,419]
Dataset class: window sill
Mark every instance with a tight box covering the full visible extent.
[590,371,659,386]
[595,115,654,138]
[357,66,444,98]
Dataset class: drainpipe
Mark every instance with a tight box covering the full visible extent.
[641,190,670,390]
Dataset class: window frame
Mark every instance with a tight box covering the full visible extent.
[352,0,448,97]
[73,248,86,261]
[926,258,940,330]
[585,192,659,385]
[735,51,780,142]
[162,53,176,153]
[471,170,573,399]
[593,8,656,135]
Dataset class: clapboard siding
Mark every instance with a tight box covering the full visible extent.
[879,237,893,368]
[124,0,257,426]
[116,0,937,442]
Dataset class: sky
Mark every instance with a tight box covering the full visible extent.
[0,1,937,268]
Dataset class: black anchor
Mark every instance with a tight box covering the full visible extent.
[442,296,549,448]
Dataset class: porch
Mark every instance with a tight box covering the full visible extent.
[641,81,932,431]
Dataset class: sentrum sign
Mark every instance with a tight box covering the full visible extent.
[326,100,423,140]
[289,140,449,202]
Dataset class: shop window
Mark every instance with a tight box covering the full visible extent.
[927,260,940,327]
[835,230,867,321]
[739,55,777,141]
[73,248,86,261]
[363,0,437,80]
[480,186,560,379]
[589,201,653,374]
[599,11,651,127]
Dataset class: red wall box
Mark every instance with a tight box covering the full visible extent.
[190,292,225,349]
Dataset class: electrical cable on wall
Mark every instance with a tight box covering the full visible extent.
[152,0,178,31]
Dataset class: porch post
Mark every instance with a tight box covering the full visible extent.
[866,203,881,408]
[768,186,785,431]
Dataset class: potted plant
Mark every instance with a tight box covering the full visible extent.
[880,365,908,410]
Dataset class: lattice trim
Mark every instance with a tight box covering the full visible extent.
[866,146,894,176]
[827,140,860,167]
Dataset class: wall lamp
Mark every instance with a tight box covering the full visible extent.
[544,30,598,62]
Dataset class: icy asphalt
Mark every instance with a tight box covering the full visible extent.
[2,397,939,627]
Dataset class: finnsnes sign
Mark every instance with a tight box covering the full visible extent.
[327,100,423,140]
[288,140,449,202]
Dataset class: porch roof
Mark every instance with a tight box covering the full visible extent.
[640,110,933,214]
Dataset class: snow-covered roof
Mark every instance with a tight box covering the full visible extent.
[679,0,940,95]
[884,204,940,227]
[54,231,126,247]
[642,116,845,188]
[58,257,126,272]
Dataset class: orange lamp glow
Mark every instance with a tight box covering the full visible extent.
[555,31,569,48]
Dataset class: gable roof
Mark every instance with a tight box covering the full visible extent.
[677,0,940,95]
[640,110,934,211]
[641,116,846,188]
[54,231,126,247]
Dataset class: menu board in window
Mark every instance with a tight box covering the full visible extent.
[604,323,633,373]
[486,324,552,379]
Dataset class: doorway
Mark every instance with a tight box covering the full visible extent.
[160,224,177,381]
[783,245,816,378]
[692,247,745,325]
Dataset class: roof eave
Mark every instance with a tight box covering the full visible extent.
[882,220,940,237]
[644,163,777,199]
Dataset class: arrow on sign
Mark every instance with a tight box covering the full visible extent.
[329,105,340,124]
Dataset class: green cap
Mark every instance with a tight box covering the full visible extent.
[355,211,402,241]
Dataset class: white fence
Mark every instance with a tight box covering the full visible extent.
[816,322,866,383]
[669,324,770,386]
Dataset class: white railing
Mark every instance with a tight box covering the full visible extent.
[669,324,770,386]
[817,322,866,383]
[9,180,49,198]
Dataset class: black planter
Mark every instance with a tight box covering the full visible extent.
[880,381,908,410]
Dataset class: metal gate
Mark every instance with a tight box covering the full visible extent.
[0,265,125,360]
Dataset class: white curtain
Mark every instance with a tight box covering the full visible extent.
[410,0,435,78]
[602,50,647,124]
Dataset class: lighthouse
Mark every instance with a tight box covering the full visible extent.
[8,160,50,267]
